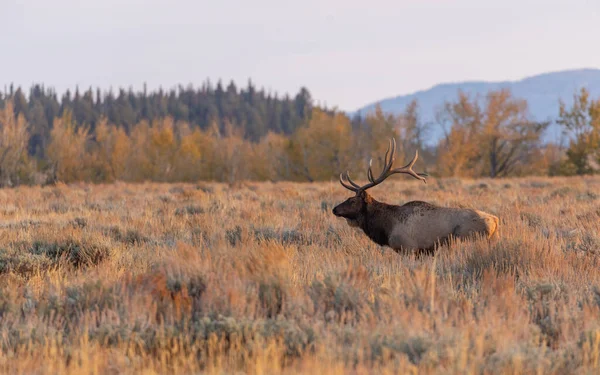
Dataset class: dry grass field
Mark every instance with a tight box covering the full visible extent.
[0,176,599,374]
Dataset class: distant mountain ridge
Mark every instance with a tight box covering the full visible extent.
[352,68,600,145]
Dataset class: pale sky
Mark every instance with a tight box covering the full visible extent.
[1,0,599,111]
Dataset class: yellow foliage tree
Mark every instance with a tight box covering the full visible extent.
[252,132,291,181]
[359,105,399,159]
[89,118,130,182]
[125,120,152,181]
[149,117,178,181]
[557,87,600,175]
[47,110,90,183]
[124,118,178,182]
[174,124,210,181]
[436,92,482,177]
[396,99,432,166]
[0,100,32,186]
[211,121,252,183]
[437,90,547,178]
[289,109,354,181]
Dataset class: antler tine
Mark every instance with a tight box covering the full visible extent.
[367,159,375,183]
[383,139,392,167]
[345,172,362,189]
[401,148,418,169]
[388,149,428,183]
[378,138,396,178]
[384,138,396,175]
[339,172,358,192]
[367,138,394,185]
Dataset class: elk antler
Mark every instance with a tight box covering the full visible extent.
[339,138,428,193]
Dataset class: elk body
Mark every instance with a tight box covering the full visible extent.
[332,139,499,253]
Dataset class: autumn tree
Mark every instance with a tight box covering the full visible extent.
[125,120,153,181]
[89,118,130,182]
[437,89,547,178]
[436,93,482,177]
[0,100,32,186]
[355,105,399,168]
[124,118,179,181]
[252,132,292,181]
[211,121,252,183]
[526,142,566,177]
[174,123,208,182]
[481,90,548,177]
[557,87,600,175]
[396,99,432,167]
[289,109,353,181]
[148,117,178,181]
[46,110,90,183]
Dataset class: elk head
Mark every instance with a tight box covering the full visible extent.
[332,138,427,225]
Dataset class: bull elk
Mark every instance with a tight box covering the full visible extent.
[332,138,499,253]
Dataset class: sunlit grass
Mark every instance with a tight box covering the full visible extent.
[0,176,599,374]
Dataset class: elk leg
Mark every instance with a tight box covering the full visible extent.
[388,232,415,251]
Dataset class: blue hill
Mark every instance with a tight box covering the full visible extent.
[352,68,600,145]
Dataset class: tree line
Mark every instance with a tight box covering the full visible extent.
[1,81,314,154]
[0,83,598,187]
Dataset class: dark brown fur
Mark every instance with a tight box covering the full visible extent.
[333,190,497,254]
[333,191,433,247]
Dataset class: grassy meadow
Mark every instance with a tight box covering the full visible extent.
[0,176,599,374]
